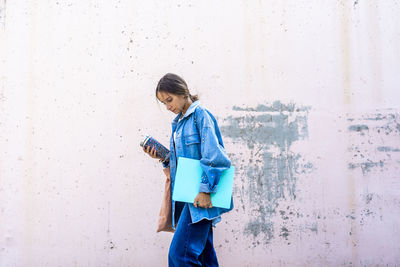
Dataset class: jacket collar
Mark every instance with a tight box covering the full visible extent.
[172,100,201,126]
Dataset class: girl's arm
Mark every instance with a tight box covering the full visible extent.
[197,111,231,194]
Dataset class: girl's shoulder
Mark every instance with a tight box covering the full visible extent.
[194,104,214,118]
[193,105,217,126]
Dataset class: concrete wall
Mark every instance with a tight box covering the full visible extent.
[1,1,399,266]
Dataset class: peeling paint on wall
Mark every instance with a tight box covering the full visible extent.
[347,110,400,175]
[219,101,313,245]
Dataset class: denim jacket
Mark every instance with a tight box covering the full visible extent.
[162,100,233,228]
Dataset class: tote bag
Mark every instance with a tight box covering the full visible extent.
[156,167,175,233]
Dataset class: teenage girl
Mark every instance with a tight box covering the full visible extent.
[143,73,232,267]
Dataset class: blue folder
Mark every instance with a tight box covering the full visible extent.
[172,157,235,209]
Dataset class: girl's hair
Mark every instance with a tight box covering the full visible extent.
[156,73,199,102]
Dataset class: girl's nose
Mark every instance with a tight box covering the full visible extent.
[167,105,172,110]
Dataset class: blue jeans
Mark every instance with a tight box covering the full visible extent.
[168,203,219,267]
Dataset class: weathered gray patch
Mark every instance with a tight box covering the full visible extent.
[244,218,274,241]
[348,124,369,133]
[346,213,356,220]
[347,111,400,175]
[219,101,312,245]
[232,101,310,113]
[307,222,318,233]
[348,160,384,175]
[279,226,290,240]
[364,193,373,204]
[377,146,400,152]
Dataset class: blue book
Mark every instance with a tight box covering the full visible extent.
[172,157,235,209]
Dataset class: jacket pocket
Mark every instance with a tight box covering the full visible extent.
[184,134,201,145]
[183,134,201,159]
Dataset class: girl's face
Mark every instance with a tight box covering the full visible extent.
[157,91,192,115]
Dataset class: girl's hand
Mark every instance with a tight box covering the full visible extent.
[143,145,162,160]
[194,193,212,209]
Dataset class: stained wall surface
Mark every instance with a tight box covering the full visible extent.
[1,1,400,266]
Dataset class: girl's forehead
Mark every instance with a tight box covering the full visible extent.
[157,91,175,101]
[157,91,168,99]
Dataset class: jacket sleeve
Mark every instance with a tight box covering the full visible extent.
[197,110,231,193]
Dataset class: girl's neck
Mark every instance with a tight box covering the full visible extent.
[182,99,193,115]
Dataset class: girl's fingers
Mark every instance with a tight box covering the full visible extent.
[143,146,161,159]
[143,146,162,160]
[195,201,211,209]
[151,147,157,158]
[146,146,154,157]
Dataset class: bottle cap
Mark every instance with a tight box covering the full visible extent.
[140,135,150,147]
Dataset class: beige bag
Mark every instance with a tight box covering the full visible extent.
[156,168,175,233]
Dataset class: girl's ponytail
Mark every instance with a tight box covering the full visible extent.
[189,94,199,102]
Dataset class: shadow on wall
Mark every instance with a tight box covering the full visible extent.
[219,101,313,245]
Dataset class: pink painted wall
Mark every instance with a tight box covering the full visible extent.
[1,1,399,266]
